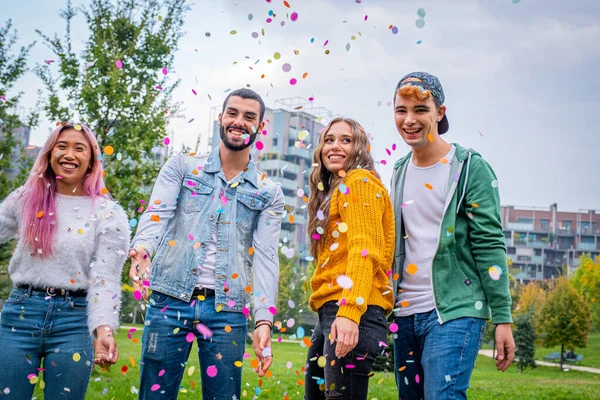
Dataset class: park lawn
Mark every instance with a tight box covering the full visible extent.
[30,328,600,399]
[534,332,600,369]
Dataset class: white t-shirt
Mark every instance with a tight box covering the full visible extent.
[395,145,455,316]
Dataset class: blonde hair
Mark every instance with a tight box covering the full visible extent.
[307,117,379,262]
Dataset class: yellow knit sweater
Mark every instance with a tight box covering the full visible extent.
[309,168,395,324]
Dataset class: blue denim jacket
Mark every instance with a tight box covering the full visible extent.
[132,148,284,322]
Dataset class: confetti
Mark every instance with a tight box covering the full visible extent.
[73,353,81,362]
[389,323,398,333]
[104,145,114,155]
[115,60,123,69]
[406,264,418,275]
[282,63,292,72]
[151,384,160,391]
[186,332,195,342]
[474,301,483,310]
[424,183,433,190]
[290,78,297,85]
[162,67,168,75]
[290,12,299,21]
[336,275,353,289]
[338,222,348,233]
[416,19,425,28]
[206,366,218,378]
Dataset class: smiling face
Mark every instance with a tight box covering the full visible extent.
[218,95,265,152]
[320,121,354,174]
[49,128,92,192]
[394,92,446,149]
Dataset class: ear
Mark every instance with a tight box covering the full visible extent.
[217,113,222,127]
[258,120,265,133]
[437,105,447,122]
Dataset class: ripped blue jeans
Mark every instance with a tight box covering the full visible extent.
[139,292,247,400]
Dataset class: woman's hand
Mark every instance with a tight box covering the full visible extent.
[330,317,359,358]
[94,326,119,368]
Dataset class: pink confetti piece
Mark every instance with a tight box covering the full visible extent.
[196,323,213,338]
[380,160,387,165]
[290,78,297,85]
[269,306,277,315]
[256,141,264,150]
[364,15,368,21]
[361,249,368,257]
[227,299,236,307]
[56,175,63,180]
[308,96,314,101]
[186,332,195,342]
[163,137,170,145]
[345,364,356,369]
[242,307,250,317]
[290,12,298,21]
[162,67,168,75]
[151,384,160,391]
[207,366,218,378]
[386,148,391,156]
[392,143,397,151]
[160,306,169,313]
[129,328,137,333]
[389,322,399,333]
[44,60,55,65]
[188,234,194,240]
[158,369,165,377]
[416,374,420,384]
[312,233,321,240]
[192,89,197,95]
[277,336,283,343]
[115,60,123,69]
[133,290,142,301]
[155,85,163,90]
[323,40,329,47]
[386,269,392,277]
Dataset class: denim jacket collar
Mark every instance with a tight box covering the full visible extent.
[203,147,259,189]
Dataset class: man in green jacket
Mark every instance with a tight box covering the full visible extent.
[390,72,515,399]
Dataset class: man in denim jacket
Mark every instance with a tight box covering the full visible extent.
[129,89,285,399]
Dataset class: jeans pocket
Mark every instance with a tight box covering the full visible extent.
[69,296,88,310]
[360,307,388,346]
[6,289,27,304]
[149,291,171,307]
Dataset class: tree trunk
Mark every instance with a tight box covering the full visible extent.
[560,343,564,370]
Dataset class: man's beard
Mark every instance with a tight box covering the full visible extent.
[220,124,258,152]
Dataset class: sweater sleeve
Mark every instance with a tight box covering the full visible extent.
[0,189,22,244]
[86,202,131,336]
[465,156,512,324]
[336,171,386,324]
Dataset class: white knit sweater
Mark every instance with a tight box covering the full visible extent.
[0,189,130,336]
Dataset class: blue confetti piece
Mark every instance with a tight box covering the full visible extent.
[296,326,305,339]
[129,218,138,228]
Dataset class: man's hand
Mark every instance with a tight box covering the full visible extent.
[252,322,273,377]
[330,316,359,359]
[128,246,151,301]
[94,326,119,368]
[495,323,515,372]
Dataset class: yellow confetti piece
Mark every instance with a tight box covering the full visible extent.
[317,356,327,368]
[338,222,348,233]
[78,229,83,234]
[129,356,136,367]
[29,376,38,384]
[406,264,418,275]
[73,124,82,131]
[104,146,114,155]
[472,203,479,208]
[231,182,240,188]
[234,361,243,367]
[40,380,45,389]
[230,30,237,35]
[173,327,180,334]
[216,304,223,312]
[188,366,195,376]
[424,183,433,190]
[73,353,81,362]
[317,182,324,191]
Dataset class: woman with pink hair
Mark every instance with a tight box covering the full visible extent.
[0,122,130,399]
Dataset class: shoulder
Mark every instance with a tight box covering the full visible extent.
[255,170,284,197]
[98,197,129,226]
[344,168,386,190]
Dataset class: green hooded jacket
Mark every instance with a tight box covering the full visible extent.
[391,143,512,324]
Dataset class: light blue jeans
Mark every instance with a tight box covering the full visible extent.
[393,310,486,400]
[0,287,94,399]
[139,292,248,400]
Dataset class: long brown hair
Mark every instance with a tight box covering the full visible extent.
[307,117,379,262]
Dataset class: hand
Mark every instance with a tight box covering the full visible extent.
[252,322,273,377]
[330,316,359,359]
[128,246,151,301]
[495,323,515,372]
[94,326,119,368]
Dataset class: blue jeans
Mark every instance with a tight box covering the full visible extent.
[0,287,94,399]
[139,292,247,400]
[393,311,486,400]
[304,302,388,399]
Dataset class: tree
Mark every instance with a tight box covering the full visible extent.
[514,282,547,334]
[539,277,591,369]
[513,312,536,372]
[571,254,600,330]
[275,249,308,334]
[0,19,37,303]
[35,0,190,216]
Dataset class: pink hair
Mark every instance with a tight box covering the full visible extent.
[19,122,107,257]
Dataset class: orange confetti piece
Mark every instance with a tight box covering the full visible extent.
[400,301,410,307]
[399,366,407,372]
[245,285,252,294]
[129,356,136,367]
[190,380,195,389]
[250,359,259,369]
[424,183,433,190]
[101,188,108,195]
[192,169,198,175]
[297,379,304,386]
[302,196,309,203]
[193,242,200,250]
[338,170,347,178]
[132,338,139,344]
[289,214,295,223]
[351,195,360,202]
[248,247,255,255]
[224,325,232,333]
[266,370,273,378]
[428,133,434,142]
[283,0,290,7]
[261,173,266,180]
[302,337,312,347]
[302,72,308,79]
[150,214,161,222]
[104,146,114,155]
[393,273,400,280]
[153,199,162,205]
[472,203,480,208]
[70,279,75,284]
[168,240,177,247]
[406,264,418,274]
[37,211,44,218]
[440,157,448,164]
[232,273,239,279]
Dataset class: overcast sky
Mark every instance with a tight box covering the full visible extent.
[6,0,600,212]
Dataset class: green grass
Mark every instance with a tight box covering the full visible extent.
[30,328,600,399]
[535,332,600,369]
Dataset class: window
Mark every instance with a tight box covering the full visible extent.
[273,137,278,147]
[518,218,533,224]
[541,219,549,230]
[562,220,572,230]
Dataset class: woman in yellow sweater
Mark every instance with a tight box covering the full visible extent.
[304,117,395,399]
